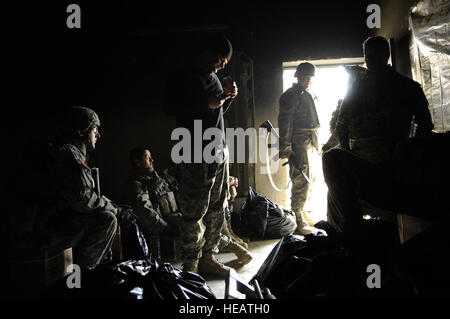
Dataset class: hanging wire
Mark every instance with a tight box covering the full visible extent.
[265,132,291,192]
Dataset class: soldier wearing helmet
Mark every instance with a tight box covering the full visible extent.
[278,62,321,235]
[34,106,119,268]
[61,106,102,152]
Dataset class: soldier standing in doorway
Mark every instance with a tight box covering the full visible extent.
[278,62,321,235]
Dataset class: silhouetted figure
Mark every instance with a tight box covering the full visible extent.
[335,36,433,166]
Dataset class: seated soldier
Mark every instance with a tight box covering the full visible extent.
[12,107,123,268]
[123,147,181,249]
[125,147,253,266]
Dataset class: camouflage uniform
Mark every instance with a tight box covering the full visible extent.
[165,36,236,273]
[176,158,229,263]
[37,143,118,267]
[8,107,120,268]
[218,217,249,251]
[123,168,171,238]
[335,66,433,166]
[278,83,320,215]
[126,165,241,257]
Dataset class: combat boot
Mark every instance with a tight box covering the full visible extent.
[226,241,253,265]
[230,233,249,249]
[301,210,317,227]
[198,254,231,277]
[182,259,199,273]
[223,220,249,249]
[295,213,320,236]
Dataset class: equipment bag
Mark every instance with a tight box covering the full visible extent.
[240,187,297,239]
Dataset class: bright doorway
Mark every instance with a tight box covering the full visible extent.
[282,57,364,223]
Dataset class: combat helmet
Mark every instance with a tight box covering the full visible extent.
[66,106,101,132]
[294,62,316,77]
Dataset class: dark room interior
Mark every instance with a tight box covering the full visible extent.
[5,0,450,306]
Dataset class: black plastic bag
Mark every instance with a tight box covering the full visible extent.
[283,249,364,299]
[254,235,307,286]
[139,260,216,299]
[44,211,216,299]
[254,228,417,299]
[240,187,297,239]
[45,258,216,299]
[253,233,338,298]
[120,212,151,261]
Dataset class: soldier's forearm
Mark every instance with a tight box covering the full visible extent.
[65,190,110,213]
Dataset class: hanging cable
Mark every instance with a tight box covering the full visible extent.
[264,130,291,192]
